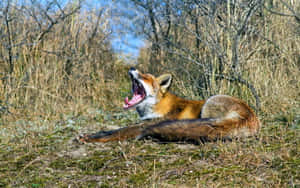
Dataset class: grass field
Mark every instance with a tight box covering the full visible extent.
[0,107,299,187]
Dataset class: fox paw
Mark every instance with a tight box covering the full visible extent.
[75,133,92,144]
[75,130,114,143]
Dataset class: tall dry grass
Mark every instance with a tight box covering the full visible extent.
[0,5,130,122]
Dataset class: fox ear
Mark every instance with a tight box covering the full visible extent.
[157,74,172,93]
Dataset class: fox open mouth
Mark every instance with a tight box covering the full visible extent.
[123,77,146,109]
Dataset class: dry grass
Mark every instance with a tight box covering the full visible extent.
[0,1,299,187]
[0,5,130,120]
[0,113,299,187]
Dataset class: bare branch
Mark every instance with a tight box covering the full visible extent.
[4,0,13,74]
[231,0,263,71]
[36,2,81,42]
[88,8,105,46]
[264,1,300,23]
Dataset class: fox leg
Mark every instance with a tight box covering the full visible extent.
[78,119,232,143]
[79,129,120,143]
[137,119,224,143]
[79,125,144,143]
[78,120,161,143]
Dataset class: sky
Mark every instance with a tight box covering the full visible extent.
[91,0,145,61]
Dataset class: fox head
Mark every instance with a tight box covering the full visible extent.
[123,67,172,120]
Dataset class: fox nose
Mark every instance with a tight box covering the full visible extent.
[129,67,137,76]
[128,67,138,78]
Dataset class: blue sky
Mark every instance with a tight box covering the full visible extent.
[112,35,144,57]
[91,0,145,60]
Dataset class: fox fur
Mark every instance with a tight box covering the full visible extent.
[79,68,260,143]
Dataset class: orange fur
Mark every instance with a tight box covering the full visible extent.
[79,68,260,143]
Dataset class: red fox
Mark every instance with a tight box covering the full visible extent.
[79,67,260,143]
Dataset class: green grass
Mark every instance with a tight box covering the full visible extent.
[0,110,299,187]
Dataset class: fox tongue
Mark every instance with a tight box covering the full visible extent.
[123,93,143,109]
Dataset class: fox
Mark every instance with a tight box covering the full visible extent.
[79,67,260,143]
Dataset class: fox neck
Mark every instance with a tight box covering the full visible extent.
[136,95,160,120]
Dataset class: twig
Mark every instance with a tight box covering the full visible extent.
[4,1,14,74]
[18,156,42,177]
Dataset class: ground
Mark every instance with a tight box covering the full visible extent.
[0,109,299,187]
